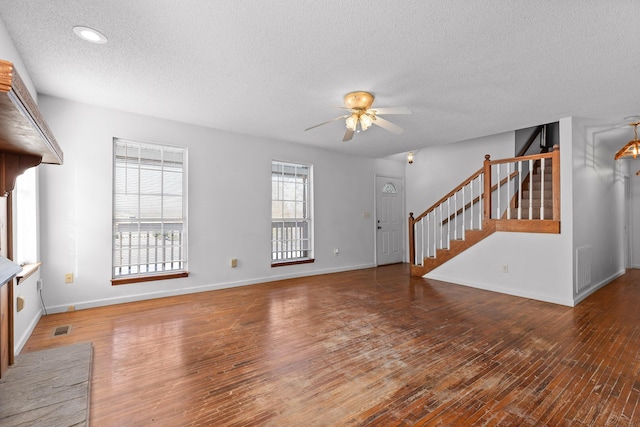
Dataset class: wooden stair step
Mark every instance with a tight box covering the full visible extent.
[517,199,553,209]
[508,207,553,220]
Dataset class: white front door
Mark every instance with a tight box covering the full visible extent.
[376,175,404,265]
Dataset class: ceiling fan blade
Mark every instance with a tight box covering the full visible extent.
[374,116,404,135]
[368,106,412,115]
[304,115,348,131]
[343,128,354,141]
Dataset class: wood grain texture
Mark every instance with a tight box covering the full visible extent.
[20,265,640,426]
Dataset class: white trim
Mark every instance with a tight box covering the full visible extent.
[425,272,576,307]
[14,308,42,355]
[44,263,376,314]
[572,269,626,306]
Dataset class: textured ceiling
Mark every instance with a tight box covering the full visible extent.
[0,0,638,158]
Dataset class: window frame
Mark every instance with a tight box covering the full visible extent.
[111,138,189,285]
[271,160,314,266]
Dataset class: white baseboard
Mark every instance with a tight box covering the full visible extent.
[14,308,42,355]
[45,263,376,314]
[573,269,626,305]
[425,273,575,306]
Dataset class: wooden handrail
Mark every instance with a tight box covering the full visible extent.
[412,168,483,223]
[516,125,544,157]
[488,150,554,166]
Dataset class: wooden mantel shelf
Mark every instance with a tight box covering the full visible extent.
[0,59,63,195]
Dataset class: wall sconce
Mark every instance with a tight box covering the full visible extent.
[407,151,414,164]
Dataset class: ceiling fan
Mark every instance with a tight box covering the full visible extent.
[304,91,411,142]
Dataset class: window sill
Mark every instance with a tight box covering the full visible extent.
[111,271,189,285]
[17,262,42,285]
[271,258,315,268]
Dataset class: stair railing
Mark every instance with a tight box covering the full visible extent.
[409,168,483,265]
[409,145,559,267]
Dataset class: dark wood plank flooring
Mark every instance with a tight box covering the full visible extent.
[20,264,640,426]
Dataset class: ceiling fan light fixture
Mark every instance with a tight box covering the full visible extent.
[345,113,359,132]
[304,90,409,142]
[359,113,373,131]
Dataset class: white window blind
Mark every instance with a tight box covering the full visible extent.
[113,138,188,279]
[271,161,312,263]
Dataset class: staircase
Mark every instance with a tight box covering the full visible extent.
[507,158,554,220]
[409,146,560,277]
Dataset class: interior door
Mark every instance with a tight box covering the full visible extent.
[376,176,404,265]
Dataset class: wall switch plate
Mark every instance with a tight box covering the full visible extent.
[64,273,74,284]
[231,258,238,268]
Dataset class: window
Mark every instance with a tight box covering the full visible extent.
[382,182,398,194]
[112,138,188,283]
[14,167,37,265]
[271,161,313,265]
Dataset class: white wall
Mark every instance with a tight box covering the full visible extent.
[632,173,640,268]
[571,117,627,303]
[406,132,515,218]
[37,96,404,313]
[405,124,575,306]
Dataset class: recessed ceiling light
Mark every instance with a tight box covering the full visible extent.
[73,26,107,44]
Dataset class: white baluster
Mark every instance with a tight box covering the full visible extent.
[447,197,451,249]
[419,220,423,264]
[540,157,545,219]
[469,178,476,230]
[496,164,501,218]
[517,160,522,220]
[462,186,466,240]
[479,174,483,229]
[506,163,511,219]
[433,210,436,258]
[528,159,533,219]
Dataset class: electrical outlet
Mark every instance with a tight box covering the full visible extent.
[502,265,509,273]
[231,258,238,268]
[37,278,43,291]
[67,305,75,312]
[334,248,340,256]
[64,273,74,284]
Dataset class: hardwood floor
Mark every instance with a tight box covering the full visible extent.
[21,264,640,426]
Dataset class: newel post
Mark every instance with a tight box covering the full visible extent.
[483,155,491,220]
[408,212,415,265]
[552,144,560,221]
